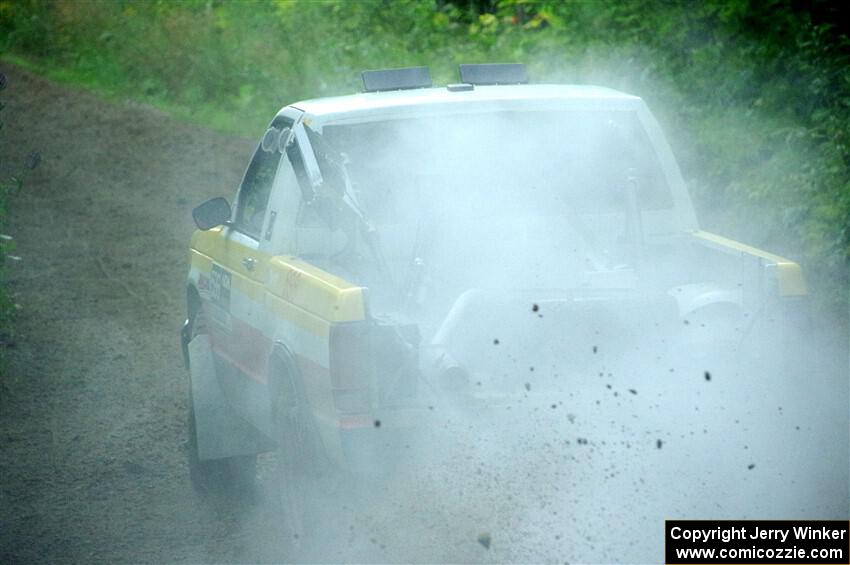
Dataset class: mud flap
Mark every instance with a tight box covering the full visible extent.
[188,335,275,460]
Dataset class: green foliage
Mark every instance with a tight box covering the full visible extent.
[1,0,848,314]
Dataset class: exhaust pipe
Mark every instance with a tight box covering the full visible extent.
[422,346,470,392]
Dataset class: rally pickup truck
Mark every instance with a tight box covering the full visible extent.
[181,63,806,519]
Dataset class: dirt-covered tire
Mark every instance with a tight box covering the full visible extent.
[186,305,257,497]
[270,352,330,547]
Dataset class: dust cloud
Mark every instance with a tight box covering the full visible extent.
[251,97,848,562]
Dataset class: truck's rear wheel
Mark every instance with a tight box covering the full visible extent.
[186,305,257,497]
[271,352,329,547]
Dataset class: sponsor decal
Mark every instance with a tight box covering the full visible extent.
[208,264,232,333]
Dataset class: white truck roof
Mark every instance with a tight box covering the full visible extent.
[288,84,643,124]
[277,81,697,233]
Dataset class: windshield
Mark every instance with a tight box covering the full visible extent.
[305,109,672,314]
[322,109,671,218]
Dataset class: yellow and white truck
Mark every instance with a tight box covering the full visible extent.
[181,64,807,520]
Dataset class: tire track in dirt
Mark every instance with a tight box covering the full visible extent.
[0,63,295,563]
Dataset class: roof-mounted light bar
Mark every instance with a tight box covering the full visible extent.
[459,63,528,85]
[361,66,432,92]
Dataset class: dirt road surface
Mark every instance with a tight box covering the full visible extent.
[0,64,288,563]
[0,63,847,564]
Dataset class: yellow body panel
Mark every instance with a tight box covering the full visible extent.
[266,256,365,323]
[190,227,366,324]
[692,230,807,296]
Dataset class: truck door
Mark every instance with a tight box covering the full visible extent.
[206,115,296,383]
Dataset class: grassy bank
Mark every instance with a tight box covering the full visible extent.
[1,0,847,315]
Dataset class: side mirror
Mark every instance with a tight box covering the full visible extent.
[192,197,231,230]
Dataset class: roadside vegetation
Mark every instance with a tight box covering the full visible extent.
[1,0,847,316]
